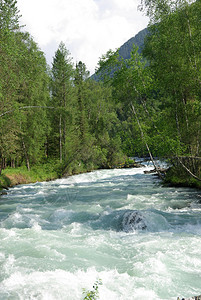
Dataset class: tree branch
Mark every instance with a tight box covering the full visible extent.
[176,156,201,182]
[130,102,164,180]
[0,106,56,118]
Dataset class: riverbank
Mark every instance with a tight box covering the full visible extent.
[0,158,145,193]
[1,160,200,193]
[164,166,201,189]
[0,162,61,192]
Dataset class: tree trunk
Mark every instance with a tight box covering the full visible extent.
[22,139,30,171]
[11,158,15,168]
[2,157,7,169]
[176,156,201,182]
[0,155,3,175]
[130,102,163,180]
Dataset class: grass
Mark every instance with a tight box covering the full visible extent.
[0,161,61,190]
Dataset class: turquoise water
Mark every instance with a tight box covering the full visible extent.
[0,164,201,299]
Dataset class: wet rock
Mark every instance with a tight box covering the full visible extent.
[144,169,157,174]
[1,185,9,190]
[144,168,168,174]
[177,296,201,300]
[122,211,147,232]
[0,191,7,196]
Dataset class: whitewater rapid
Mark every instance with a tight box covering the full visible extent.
[0,164,201,299]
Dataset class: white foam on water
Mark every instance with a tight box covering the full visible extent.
[31,221,42,231]
[0,266,165,300]
[1,225,201,299]
[180,223,201,235]
[36,190,45,195]
[53,165,153,186]
[1,163,201,299]
[49,208,74,223]
[22,208,33,212]
[58,184,75,189]
[126,194,156,210]
[1,210,42,229]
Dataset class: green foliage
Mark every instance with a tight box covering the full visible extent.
[0,0,128,176]
[95,49,120,83]
[1,0,200,189]
[164,165,201,189]
[58,60,126,175]
[3,161,60,181]
[92,28,148,81]
[118,28,148,59]
[93,0,201,186]
[0,174,11,190]
[0,0,22,31]
[142,0,201,158]
[50,42,74,163]
[0,160,61,190]
[82,279,102,300]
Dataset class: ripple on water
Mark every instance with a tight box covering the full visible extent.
[0,165,201,299]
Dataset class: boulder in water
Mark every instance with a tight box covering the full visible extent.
[0,191,7,196]
[122,211,147,232]
[177,296,201,300]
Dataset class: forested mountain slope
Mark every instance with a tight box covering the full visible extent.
[118,27,148,59]
[91,27,148,80]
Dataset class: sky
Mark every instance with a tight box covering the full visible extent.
[17,0,149,74]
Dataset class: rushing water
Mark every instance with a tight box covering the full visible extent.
[0,163,201,300]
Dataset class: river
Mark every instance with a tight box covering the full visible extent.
[0,163,201,299]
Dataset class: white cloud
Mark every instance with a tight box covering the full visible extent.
[17,0,148,74]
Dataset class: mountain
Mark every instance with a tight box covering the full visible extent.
[91,27,148,80]
[118,27,148,60]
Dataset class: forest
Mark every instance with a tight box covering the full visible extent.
[0,0,201,188]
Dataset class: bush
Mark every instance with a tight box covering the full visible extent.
[82,279,102,300]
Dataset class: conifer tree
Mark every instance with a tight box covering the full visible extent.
[74,61,89,142]
[51,42,74,163]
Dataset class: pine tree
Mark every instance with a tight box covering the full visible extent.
[74,61,89,141]
[51,42,74,163]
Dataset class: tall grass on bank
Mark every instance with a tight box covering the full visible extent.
[0,160,62,189]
